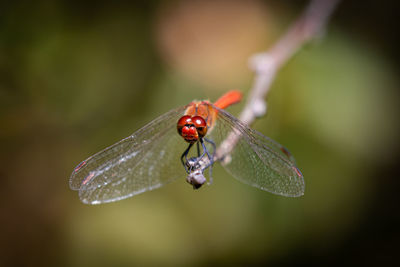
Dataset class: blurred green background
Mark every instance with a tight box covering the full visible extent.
[1,0,399,266]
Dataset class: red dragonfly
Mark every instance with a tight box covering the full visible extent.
[70,91,304,204]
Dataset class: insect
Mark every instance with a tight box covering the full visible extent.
[70,91,304,204]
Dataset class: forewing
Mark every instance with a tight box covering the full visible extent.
[208,105,305,197]
[70,105,188,204]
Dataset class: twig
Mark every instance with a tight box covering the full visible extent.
[189,0,340,180]
[217,0,340,158]
[241,0,340,124]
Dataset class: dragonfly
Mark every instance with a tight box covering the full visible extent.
[70,91,304,204]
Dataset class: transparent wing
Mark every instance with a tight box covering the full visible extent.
[69,105,188,204]
[208,104,305,197]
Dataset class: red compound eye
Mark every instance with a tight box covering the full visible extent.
[180,125,198,143]
[192,116,207,138]
[177,115,192,128]
[177,115,198,143]
[177,115,192,135]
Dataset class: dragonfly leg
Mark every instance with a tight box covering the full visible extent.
[204,138,216,184]
[200,140,213,184]
[181,143,193,173]
[187,139,208,172]
[183,141,207,174]
[204,138,216,161]
[184,138,215,184]
[193,140,207,165]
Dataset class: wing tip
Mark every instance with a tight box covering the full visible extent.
[69,160,88,190]
[69,173,80,191]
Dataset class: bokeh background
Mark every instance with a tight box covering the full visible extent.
[1,0,399,266]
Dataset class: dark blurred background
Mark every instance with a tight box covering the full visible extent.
[1,0,399,266]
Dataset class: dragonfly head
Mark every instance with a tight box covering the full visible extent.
[177,115,208,143]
